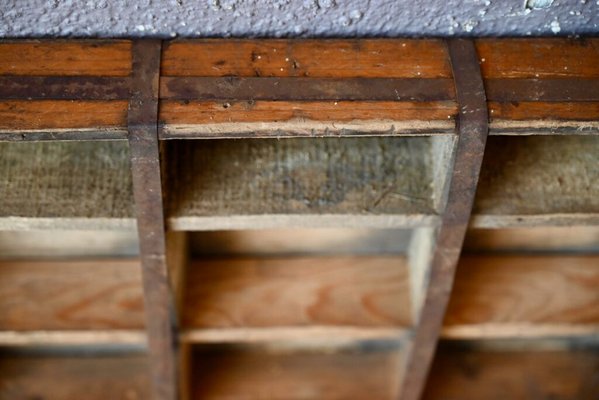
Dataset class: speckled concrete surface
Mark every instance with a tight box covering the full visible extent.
[1,0,598,38]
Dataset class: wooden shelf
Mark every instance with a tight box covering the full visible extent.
[443,256,599,339]
[424,341,599,400]
[0,259,145,346]
[188,342,404,400]
[0,141,136,230]
[0,350,150,400]
[181,256,412,343]
[472,136,599,227]
[166,137,452,230]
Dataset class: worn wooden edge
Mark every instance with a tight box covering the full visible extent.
[167,214,441,231]
[470,213,599,228]
[0,128,128,141]
[0,217,137,231]
[180,327,410,344]
[0,330,147,347]
[441,324,599,340]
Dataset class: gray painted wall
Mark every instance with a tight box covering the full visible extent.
[1,0,598,38]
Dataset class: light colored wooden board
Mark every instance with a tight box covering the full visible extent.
[159,100,457,138]
[0,40,132,76]
[473,136,599,226]
[476,39,599,79]
[0,140,135,230]
[162,39,451,78]
[183,256,412,331]
[0,260,144,331]
[443,256,599,339]
[424,343,599,400]
[0,100,128,132]
[166,137,447,230]
[0,352,150,400]
[189,343,403,399]
[189,228,412,256]
[0,230,139,259]
[464,227,599,253]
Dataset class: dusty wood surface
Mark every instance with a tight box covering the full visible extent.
[473,136,599,226]
[0,352,150,400]
[423,343,599,400]
[166,137,444,230]
[0,260,143,331]
[0,141,135,229]
[183,256,411,330]
[0,41,132,76]
[189,343,403,399]
[443,256,599,339]
[162,39,451,78]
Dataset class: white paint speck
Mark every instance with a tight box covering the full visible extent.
[550,20,561,33]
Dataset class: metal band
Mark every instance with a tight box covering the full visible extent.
[128,40,178,400]
[398,39,489,400]
[0,76,130,100]
[160,76,455,101]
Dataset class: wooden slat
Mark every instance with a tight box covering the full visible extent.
[424,343,599,400]
[0,140,135,230]
[0,259,143,332]
[443,256,599,339]
[464,227,599,253]
[162,39,452,78]
[189,228,412,257]
[477,39,599,79]
[189,343,403,399]
[166,137,447,230]
[0,352,150,399]
[0,41,132,76]
[473,135,599,227]
[182,257,412,332]
[0,100,128,132]
[159,100,457,138]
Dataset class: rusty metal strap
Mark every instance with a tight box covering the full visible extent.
[0,76,130,100]
[128,40,178,400]
[398,39,489,400]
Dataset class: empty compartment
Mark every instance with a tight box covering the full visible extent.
[187,341,404,400]
[424,340,599,400]
[444,255,599,339]
[165,136,454,230]
[0,140,135,230]
[473,135,599,227]
[0,347,149,400]
[178,228,418,342]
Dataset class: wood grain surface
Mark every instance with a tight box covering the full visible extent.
[183,256,412,330]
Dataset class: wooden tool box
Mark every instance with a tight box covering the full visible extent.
[0,39,597,399]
